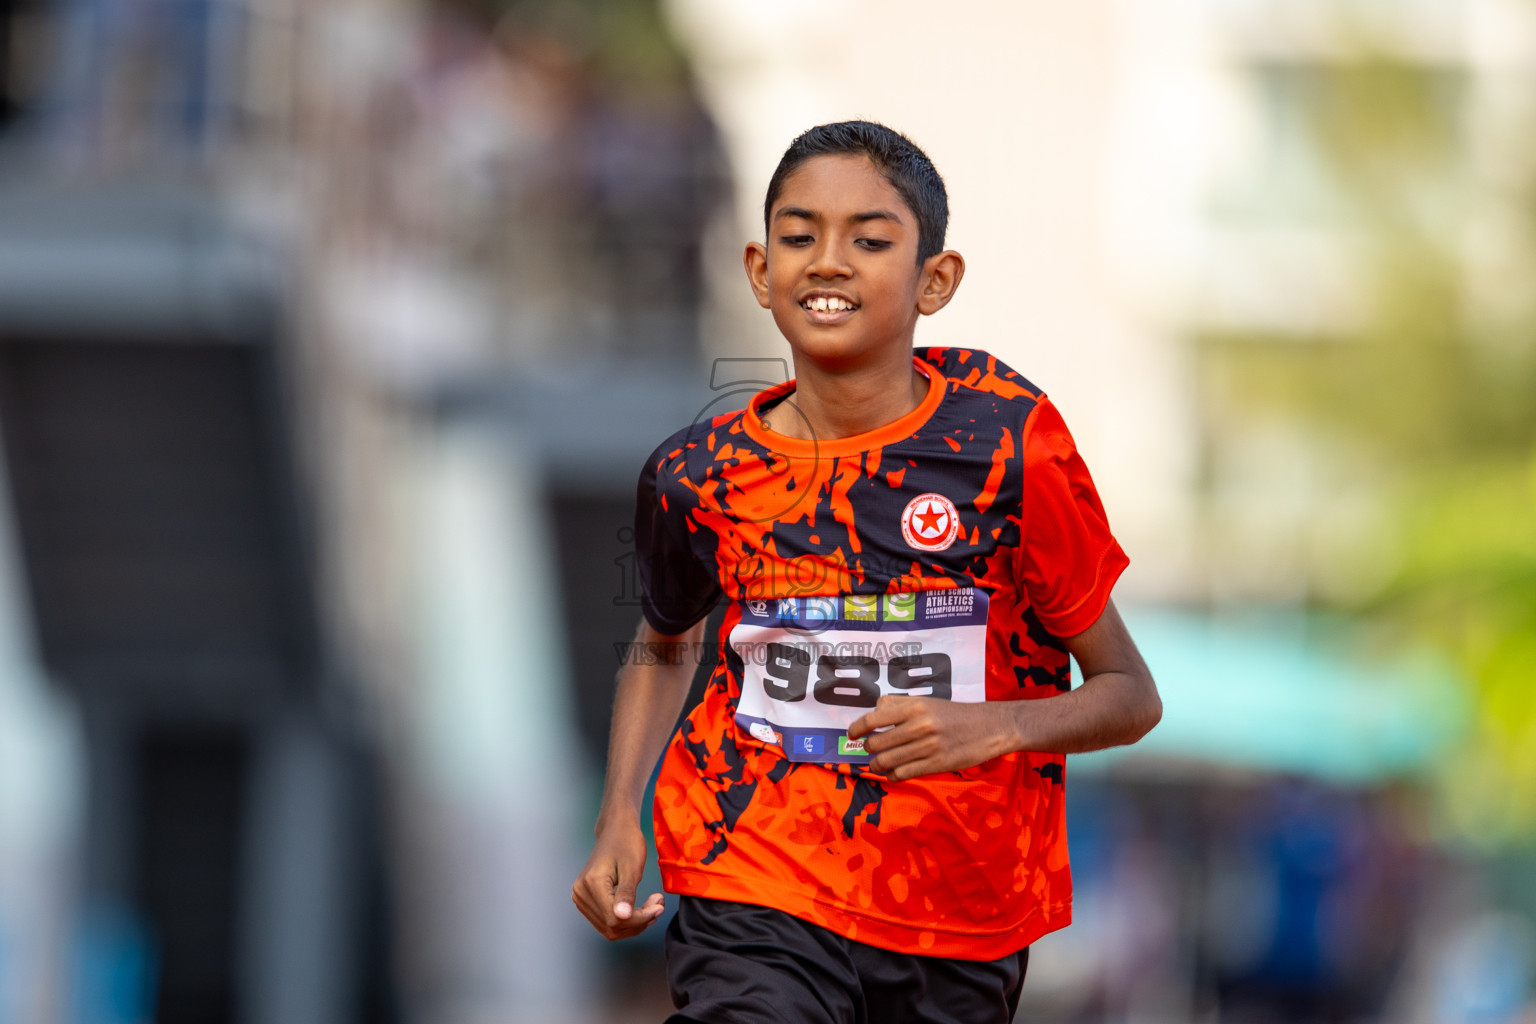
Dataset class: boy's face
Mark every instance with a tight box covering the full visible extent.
[745,155,962,369]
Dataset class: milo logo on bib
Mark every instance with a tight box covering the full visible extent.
[730,587,990,764]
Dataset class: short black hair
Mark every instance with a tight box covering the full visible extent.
[763,121,949,264]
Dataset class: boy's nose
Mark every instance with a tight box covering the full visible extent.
[806,241,853,279]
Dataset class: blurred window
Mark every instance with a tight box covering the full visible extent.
[1223,59,1465,222]
[0,0,48,130]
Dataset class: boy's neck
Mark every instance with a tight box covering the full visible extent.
[764,349,927,443]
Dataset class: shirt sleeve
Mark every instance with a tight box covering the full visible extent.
[636,442,722,635]
[1017,397,1129,637]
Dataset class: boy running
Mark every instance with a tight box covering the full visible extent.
[573,121,1161,1024]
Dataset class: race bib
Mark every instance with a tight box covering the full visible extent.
[731,588,989,764]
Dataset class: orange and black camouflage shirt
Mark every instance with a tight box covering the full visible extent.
[636,347,1128,960]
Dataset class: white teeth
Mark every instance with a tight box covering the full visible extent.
[804,297,855,312]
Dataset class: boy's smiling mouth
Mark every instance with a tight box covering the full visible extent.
[799,292,859,323]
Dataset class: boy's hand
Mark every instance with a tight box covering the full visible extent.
[572,814,665,940]
[848,697,1019,781]
[848,601,1160,779]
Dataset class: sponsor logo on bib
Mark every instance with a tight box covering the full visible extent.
[803,596,837,621]
[843,595,878,621]
[749,721,781,745]
[901,493,961,551]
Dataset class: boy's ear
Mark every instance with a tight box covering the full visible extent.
[916,250,965,316]
[743,242,772,309]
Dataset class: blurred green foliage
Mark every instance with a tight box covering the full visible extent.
[480,0,692,91]
[1202,52,1536,840]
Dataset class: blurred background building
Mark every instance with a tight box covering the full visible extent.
[0,0,1531,1022]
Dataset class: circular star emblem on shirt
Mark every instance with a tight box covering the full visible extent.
[900,492,961,552]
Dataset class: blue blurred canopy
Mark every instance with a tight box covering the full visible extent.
[1073,607,1468,783]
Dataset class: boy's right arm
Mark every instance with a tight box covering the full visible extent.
[572,615,707,940]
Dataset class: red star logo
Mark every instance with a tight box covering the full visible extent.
[901,492,960,552]
[914,502,947,535]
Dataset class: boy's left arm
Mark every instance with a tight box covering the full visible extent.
[848,598,1160,781]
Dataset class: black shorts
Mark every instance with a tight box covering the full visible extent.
[663,896,1030,1024]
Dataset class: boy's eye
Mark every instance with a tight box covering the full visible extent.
[779,235,813,246]
[856,238,893,251]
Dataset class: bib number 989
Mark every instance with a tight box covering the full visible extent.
[761,643,952,708]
